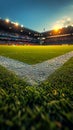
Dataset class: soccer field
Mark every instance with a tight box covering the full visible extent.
[0,45,73,130]
[0,57,73,130]
[0,45,73,64]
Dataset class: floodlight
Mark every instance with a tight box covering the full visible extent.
[15,22,19,26]
[5,18,10,23]
[21,25,24,27]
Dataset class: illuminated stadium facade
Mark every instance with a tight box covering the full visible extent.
[0,18,73,45]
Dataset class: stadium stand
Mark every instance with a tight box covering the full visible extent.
[0,18,73,45]
[41,26,73,45]
[0,19,40,45]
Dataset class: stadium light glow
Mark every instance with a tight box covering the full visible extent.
[11,21,15,24]
[20,29,23,32]
[21,25,24,27]
[9,27,12,29]
[5,18,10,23]
[15,22,19,26]
[54,26,60,32]
[53,24,62,32]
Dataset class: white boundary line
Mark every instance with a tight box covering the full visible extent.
[0,51,73,85]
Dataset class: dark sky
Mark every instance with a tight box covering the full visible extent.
[0,0,73,32]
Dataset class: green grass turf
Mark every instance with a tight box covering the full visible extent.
[0,57,73,130]
[0,45,73,64]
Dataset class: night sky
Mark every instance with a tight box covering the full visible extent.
[0,0,73,32]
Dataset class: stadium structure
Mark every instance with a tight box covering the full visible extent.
[0,18,73,45]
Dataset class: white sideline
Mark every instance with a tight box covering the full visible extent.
[0,51,73,85]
